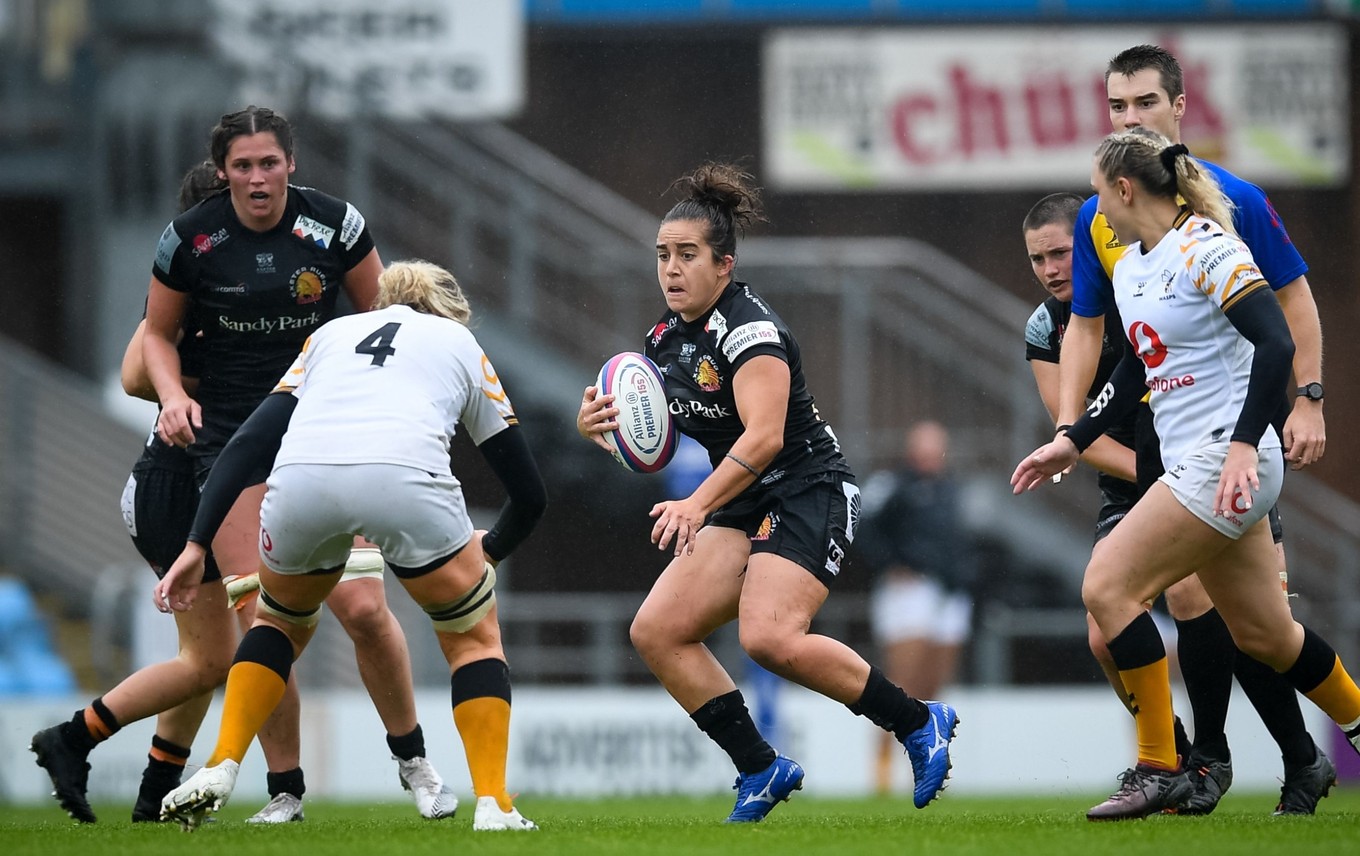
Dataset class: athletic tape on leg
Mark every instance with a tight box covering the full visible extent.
[425,563,497,633]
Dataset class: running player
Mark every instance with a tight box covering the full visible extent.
[1052,45,1334,815]
[576,163,958,821]
[154,259,546,832]
[1014,128,1360,821]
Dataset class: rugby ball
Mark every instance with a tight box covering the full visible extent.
[596,352,677,474]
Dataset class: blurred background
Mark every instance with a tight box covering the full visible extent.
[1,0,1357,800]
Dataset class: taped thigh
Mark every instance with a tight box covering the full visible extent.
[256,584,322,628]
[340,547,385,583]
[424,563,498,633]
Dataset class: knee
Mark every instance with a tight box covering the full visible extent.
[1226,621,1284,668]
[738,623,788,674]
[629,611,664,657]
[1081,574,1114,621]
[332,589,393,641]
[1164,577,1213,620]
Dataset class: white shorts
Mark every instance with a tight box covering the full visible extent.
[1160,440,1282,539]
[870,573,973,646]
[259,463,473,575]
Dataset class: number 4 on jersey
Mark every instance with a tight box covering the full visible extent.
[355,322,401,366]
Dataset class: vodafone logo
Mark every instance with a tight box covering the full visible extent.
[260,528,273,554]
[1128,321,1168,369]
[1230,491,1251,516]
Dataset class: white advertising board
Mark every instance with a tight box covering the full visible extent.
[764,26,1349,190]
[1,685,1339,804]
[211,0,525,120]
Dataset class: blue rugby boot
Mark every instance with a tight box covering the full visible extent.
[724,755,804,822]
[902,701,959,808]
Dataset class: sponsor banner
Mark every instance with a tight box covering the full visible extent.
[212,0,525,120]
[764,25,1348,190]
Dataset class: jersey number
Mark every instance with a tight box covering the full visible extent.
[355,322,402,366]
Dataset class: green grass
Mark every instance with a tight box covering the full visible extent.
[2,790,1358,856]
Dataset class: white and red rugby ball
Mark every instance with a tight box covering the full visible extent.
[596,352,677,474]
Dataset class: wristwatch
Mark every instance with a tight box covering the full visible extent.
[1296,382,1325,401]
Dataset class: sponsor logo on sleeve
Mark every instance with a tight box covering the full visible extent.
[293,214,335,249]
[154,223,181,274]
[650,318,675,346]
[721,320,780,361]
[339,203,365,251]
[706,308,728,342]
[191,228,229,257]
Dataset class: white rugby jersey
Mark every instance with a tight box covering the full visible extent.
[269,304,516,475]
[1111,212,1280,470]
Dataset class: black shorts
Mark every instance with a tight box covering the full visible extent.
[1134,399,1284,544]
[125,438,221,582]
[707,472,857,588]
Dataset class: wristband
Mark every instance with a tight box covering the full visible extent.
[725,452,760,477]
[1055,423,1073,435]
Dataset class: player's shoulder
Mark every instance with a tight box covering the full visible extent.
[1194,158,1268,208]
[289,186,369,252]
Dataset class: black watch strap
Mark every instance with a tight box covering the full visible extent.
[1296,382,1325,401]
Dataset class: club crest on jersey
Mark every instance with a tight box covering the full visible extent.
[290,267,326,304]
[257,253,276,274]
[694,356,722,392]
[293,215,335,249]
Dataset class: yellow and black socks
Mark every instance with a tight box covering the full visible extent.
[1108,611,1178,770]
[848,665,930,743]
[62,697,120,754]
[1282,625,1360,738]
[207,625,293,767]
[451,658,513,811]
[692,689,776,775]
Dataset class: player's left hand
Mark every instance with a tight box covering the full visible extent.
[1282,401,1325,470]
[649,497,706,557]
[1011,436,1080,494]
[1214,441,1260,518]
[154,542,208,613]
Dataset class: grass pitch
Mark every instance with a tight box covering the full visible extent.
[2,789,1357,856]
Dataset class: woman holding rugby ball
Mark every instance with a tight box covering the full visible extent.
[576,163,959,821]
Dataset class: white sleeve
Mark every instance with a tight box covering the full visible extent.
[458,345,517,445]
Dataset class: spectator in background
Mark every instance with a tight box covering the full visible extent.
[858,420,973,795]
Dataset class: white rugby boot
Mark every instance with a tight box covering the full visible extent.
[161,760,240,831]
[246,792,305,823]
[397,756,458,819]
[473,795,537,830]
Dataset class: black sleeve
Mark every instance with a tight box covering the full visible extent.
[187,393,296,545]
[1065,351,1147,453]
[477,425,548,563]
[1223,285,1295,447]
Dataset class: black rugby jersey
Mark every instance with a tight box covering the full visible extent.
[151,185,374,454]
[1024,295,1137,501]
[644,280,851,486]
